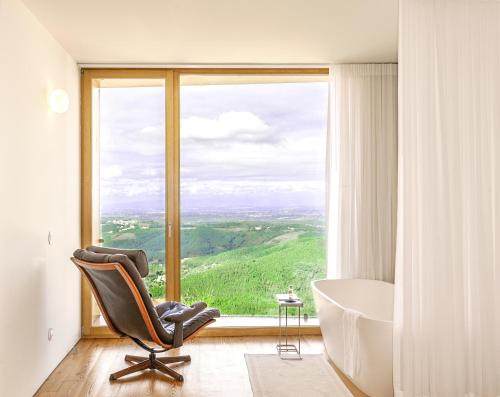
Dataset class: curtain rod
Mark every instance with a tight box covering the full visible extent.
[78,63,397,69]
[77,63,333,69]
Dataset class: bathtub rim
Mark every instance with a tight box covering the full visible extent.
[311,278,394,324]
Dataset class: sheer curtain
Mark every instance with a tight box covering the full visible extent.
[327,64,398,282]
[395,0,500,396]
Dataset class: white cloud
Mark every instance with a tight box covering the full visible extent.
[100,125,165,156]
[142,168,162,176]
[180,129,326,182]
[140,126,158,134]
[100,164,123,179]
[96,83,328,210]
[181,179,324,195]
[181,111,271,141]
[101,178,163,197]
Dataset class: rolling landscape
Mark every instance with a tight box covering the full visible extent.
[100,209,326,317]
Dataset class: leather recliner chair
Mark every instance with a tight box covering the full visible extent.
[72,246,220,382]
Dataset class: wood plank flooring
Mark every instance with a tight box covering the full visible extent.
[35,336,367,397]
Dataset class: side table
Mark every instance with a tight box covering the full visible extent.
[275,294,303,360]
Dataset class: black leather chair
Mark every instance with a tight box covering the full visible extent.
[72,246,220,382]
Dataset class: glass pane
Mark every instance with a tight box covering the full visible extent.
[180,75,328,318]
[92,78,166,304]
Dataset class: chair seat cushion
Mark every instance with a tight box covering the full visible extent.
[156,301,191,320]
[157,301,220,344]
[182,308,220,338]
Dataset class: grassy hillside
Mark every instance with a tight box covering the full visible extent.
[181,235,326,316]
[100,215,326,316]
[181,222,292,258]
[100,218,319,260]
[101,218,166,263]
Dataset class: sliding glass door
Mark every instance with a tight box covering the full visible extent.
[179,74,328,319]
[81,69,328,336]
[81,71,175,332]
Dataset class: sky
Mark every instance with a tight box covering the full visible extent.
[98,81,328,215]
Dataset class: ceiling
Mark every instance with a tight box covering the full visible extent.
[22,0,398,65]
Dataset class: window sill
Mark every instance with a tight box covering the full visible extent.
[87,315,321,338]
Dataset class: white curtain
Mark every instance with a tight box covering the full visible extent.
[327,64,398,282]
[395,1,500,396]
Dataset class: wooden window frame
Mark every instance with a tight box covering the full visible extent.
[80,67,328,337]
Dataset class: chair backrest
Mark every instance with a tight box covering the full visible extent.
[85,245,150,276]
[72,248,172,346]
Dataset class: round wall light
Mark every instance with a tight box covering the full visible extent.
[48,89,70,114]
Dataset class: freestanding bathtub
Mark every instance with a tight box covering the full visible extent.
[312,279,394,397]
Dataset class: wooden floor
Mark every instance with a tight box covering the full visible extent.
[35,336,366,397]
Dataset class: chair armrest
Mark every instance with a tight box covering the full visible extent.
[159,301,207,323]
[156,301,209,348]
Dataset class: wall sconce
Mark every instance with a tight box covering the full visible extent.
[48,89,69,114]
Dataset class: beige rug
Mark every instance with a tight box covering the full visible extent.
[245,354,353,397]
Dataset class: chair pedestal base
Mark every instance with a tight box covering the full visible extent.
[109,353,191,382]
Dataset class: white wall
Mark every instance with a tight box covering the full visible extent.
[0,0,80,395]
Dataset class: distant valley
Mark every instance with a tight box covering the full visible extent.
[100,210,326,316]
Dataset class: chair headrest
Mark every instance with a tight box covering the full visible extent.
[75,246,149,277]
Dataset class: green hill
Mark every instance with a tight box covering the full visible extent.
[180,221,322,258]
[101,219,166,263]
[100,216,326,315]
[181,235,326,316]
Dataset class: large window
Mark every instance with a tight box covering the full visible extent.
[180,75,328,317]
[81,69,328,335]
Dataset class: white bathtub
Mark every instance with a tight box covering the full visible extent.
[312,279,394,397]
